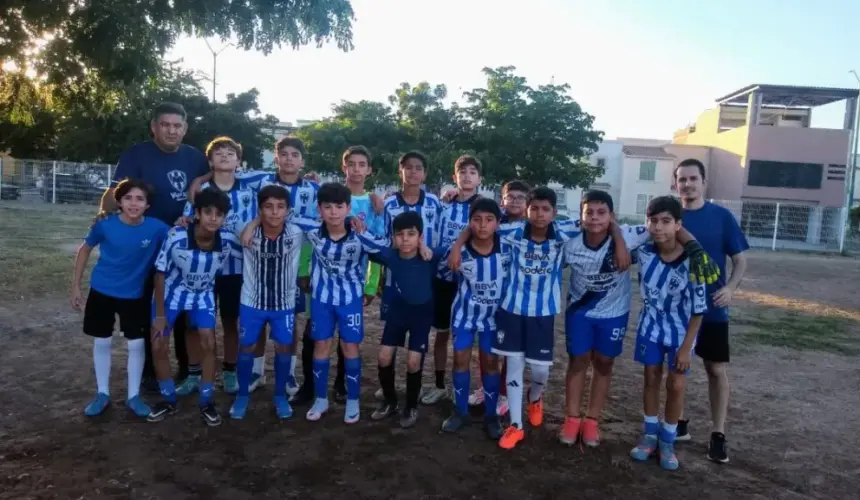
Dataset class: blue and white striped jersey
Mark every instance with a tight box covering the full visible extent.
[155,226,242,311]
[635,244,707,348]
[498,219,581,317]
[564,224,652,319]
[292,218,390,306]
[183,179,258,275]
[436,195,479,281]
[382,191,443,245]
[241,224,305,311]
[451,236,512,331]
[238,171,320,219]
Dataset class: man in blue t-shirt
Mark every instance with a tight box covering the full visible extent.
[99,102,210,390]
[672,158,749,464]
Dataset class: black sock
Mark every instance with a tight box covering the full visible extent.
[406,370,422,409]
[222,362,236,372]
[379,364,397,404]
[435,369,444,389]
[188,364,202,376]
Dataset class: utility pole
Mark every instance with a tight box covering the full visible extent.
[203,39,233,103]
[847,70,860,209]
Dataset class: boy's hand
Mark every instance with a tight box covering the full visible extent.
[151,316,167,340]
[304,171,321,183]
[370,192,384,215]
[674,346,692,373]
[70,286,84,311]
[441,189,458,203]
[419,240,433,261]
[174,216,192,228]
[712,286,735,308]
[363,294,375,306]
[610,222,631,271]
[683,240,720,285]
[447,249,462,271]
[349,217,366,233]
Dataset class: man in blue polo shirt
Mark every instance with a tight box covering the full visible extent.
[99,102,209,390]
[672,158,749,464]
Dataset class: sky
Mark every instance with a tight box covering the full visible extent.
[167,0,860,141]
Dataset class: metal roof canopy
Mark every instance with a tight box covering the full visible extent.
[715,84,859,108]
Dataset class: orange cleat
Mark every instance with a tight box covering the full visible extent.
[559,416,582,445]
[527,397,544,427]
[581,417,601,447]
[499,424,525,450]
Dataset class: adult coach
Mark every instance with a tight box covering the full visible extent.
[98,102,209,391]
[672,158,748,464]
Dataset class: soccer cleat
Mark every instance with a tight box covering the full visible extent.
[249,373,266,393]
[499,424,525,450]
[658,440,680,471]
[126,396,151,418]
[581,418,601,447]
[274,396,294,419]
[708,432,730,464]
[558,416,582,446]
[84,393,111,416]
[147,401,178,422]
[306,399,329,421]
[399,408,419,429]
[371,401,399,421]
[420,386,448,405]
[630,434,658,461]
[676,419,691,442]
[200,402,222,427]
[496,395,509,416]
[344,400,360,424]
[468,387,485,406]
[285,376,300,397]
[441,411,469,433]
[374,387,385,401]
[175,375,201,396]
[483,416,503,440]
[221,371,238,395]
[527,397,544,427]
[230,396,250,419]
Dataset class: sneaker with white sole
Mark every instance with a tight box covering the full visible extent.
[249,373,266,392]
[306,398,329,421]
[420,386,448,405]
[175,375,201,396]
[468,387,485,406]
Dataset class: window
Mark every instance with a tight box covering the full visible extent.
[747,160,823,189]
[639,161,656,181]
[596,158,606,168]
[554,189,568,211]
[636,193,655,215]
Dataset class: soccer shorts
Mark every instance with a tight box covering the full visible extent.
[295,286,307,315]
[215,274,242,322]
[695,321,730,363]
[380,285,397,322]
[453,326,494,354]
[492,309,555,365]
[381,299,434,353]
[151,305,216,336]
[431,278,458,330]
[634,335,690,375]
[565,308,630,358]
[239,304,295,347]
[83,288,146,339]
[310,298,364,344]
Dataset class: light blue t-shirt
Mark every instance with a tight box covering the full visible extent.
[85,215,170,299]
[350,193,384,237]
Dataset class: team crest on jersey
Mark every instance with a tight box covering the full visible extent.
[225,213,240,231]
[496,330,505,344]
[240,192,252,207]
[299,189,311,205]
[424,209,436,222]
[668,274,684,292]
[344,242,359,258]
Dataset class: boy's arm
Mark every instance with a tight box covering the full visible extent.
[356,231,391,254]
[609,221,632,272]
[187,172,213,204]
[676,228,720,285]
[676,281,707,373]
[70,243,94,311]
[151,272,168,337]
[240,215,261,248]
[553,218,582,239]
[446,227,471,271]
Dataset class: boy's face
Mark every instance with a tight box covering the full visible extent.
[399,158,426,187]
[454,164,480,191]
[319,201,350,228]
[209,145,240,173]
[343,154,372,185]
[118,187,149,218]
[195,206,225,234]
[527,199,556,229]
[276,146,304,176]
[260,198,289,229]
[646,211,681,243]
[469,211,498,241]
[581,201,612,235]
[394,227,421,254]
[502,189,527,217]
[674,165,705,203]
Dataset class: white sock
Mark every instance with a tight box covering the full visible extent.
[527,362,550,403]
[253,355,265,376]
[505,355,526,428]
[93,337,112,395]
[290,354,297,377]
[126,338,145,400]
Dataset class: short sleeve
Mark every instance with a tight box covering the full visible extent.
[182,201,194,219]
[621,224,651,250]
[553,218,582,239]
[722,210,749,257]
[155,234,172,273]
[224,233,243,260]
[84,220,106,247]
[356,232,390,254]
[236,170,271,192]
[290,216,321,233]
[112,147,141,186]
[690,280,708,315]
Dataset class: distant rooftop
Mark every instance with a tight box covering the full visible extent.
[716,84,859,108]
[622,146,674,159]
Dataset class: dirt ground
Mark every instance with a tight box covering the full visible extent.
[1,251,859,500]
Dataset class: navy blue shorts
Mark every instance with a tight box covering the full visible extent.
[492,309,555,365]
[381,299,433,353]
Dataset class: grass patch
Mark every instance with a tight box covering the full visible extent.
[735,307,860,355]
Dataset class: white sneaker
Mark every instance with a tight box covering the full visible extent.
[374,387,384,401]
[285,377,299,397]
[306,398,329,421]
[420,386,448,405]
[468,387,485,406]
[250,373,266,393]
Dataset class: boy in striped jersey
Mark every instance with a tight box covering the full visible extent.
[148,189,243,426]
[440,198,510,439]
[423,154,482,406]
[630,196,707,471]
[230,185,304,420]
[179,136,254,396]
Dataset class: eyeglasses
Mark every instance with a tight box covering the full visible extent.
[504,194,527,202]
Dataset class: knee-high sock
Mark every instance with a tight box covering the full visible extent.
[312,358,330,401]
[453,370,470,415]
[528,362,550,403]
[344,356,361,400]
[482,371,501,418]
[506,355,526,428]
[126,338,145,399]
[93,337,112,395]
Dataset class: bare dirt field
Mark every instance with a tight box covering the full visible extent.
[1,207,859,500]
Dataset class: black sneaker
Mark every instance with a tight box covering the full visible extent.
[371,401,399,421]
[146,401,177,422]
[200,402,222,427]
[400,408,418,429]
[333,386,348,405]
[483,416,503,440]
[290,386,315,405]
[676,419,691,442]
[441,411,469,433]
[708,432,729,463]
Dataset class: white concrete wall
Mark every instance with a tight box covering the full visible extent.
[618,155,676,217]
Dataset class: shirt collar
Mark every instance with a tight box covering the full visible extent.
[523,222,556,242]
[395,189,426,208]
[466,234,502,256]
[186,224,223,252]
[319,221,352,241]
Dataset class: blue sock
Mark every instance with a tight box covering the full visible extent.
[237,351,254,397]
[274,352,291,398]
[312,358,330,401]
[199,381,214,406]
[644,415,660,436]
[158,379,177,404]
[482,372,501,418]
[453,370,470,415]
[660,422,677,444]
[344,356,362,400]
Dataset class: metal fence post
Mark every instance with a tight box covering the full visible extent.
[771,202,780,251]
[51,160,57,204]
[0,157,4,197]
[838,206,848,253]
[107,164,112,186]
